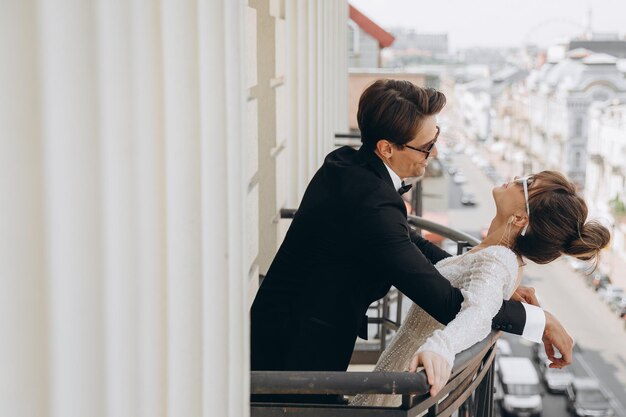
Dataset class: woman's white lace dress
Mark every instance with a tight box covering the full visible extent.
[351,245,519,407]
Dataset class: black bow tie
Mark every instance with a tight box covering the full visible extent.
[398,181,412,195]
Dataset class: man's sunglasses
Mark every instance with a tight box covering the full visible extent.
[403,126,440,159]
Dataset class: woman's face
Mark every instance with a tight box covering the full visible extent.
[492,176,532,221]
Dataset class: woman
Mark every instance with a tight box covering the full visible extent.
[351,170,610,407]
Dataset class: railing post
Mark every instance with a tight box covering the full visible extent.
[381,295,389,351]
[474,357,496,417]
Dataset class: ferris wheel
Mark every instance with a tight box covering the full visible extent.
[522,18,587,47]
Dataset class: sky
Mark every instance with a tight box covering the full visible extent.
[349,0,626,50]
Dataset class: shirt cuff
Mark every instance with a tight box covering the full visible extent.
[521,303,545,343]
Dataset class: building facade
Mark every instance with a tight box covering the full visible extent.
[586,101,626,266]
[347,4,395,68]
[494,49,626,190]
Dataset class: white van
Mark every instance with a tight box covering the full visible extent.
[496,357,543,417]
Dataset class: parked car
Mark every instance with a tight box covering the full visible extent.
[598,285,624,303]
[453,173,467,184]
[587,272,611,292]
[539,358,573,393]
[609,295,626,317]
[566,378,614,416]
[460,192,477,206]
[496,357,542,417]
[447,166,458,175]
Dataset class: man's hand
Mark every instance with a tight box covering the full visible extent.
[408,351,451,397]
[543,310,574,368]
[511,285,540,307]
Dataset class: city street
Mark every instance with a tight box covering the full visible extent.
[442,150,626,416]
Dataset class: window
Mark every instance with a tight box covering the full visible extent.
[574,117,583,137]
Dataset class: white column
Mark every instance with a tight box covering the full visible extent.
[307,1,318,176]
[97,0,138,416]
[296,0,309,198]
[130,1,167,416]
[0,2,48,417]
[285,0,299,207]
[198,0,228,416]
[38,0,104,415]
[161,0,202,415]
[315,1,323,162]
[225,0,247,414]
[324,0,333,154]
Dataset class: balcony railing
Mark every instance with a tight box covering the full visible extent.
[251,209,497,416]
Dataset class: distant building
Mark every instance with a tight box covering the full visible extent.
[456,66,528,144]
[348,4,395,68]
[526,49,626,190]
[391,30,449,56]
[586,101,626,216]
[569,39,626,59]
[586,101,626,273]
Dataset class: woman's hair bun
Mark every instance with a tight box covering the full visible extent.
[563,220,611,262]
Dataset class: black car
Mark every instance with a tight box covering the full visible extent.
[460,192,477,206]
[566,378,613,416]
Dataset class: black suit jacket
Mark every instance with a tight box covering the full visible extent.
[251,145,526,376]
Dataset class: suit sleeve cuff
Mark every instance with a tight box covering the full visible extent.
[521,303,545,343]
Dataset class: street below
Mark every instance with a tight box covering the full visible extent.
[441,150,626,416]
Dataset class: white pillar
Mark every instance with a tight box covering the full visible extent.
[130,1,167,416]
[0,2,48,417]
[286,0,299,207]
[161,0,203,415]
[224,1,247,414]
[307,1,318,176]
[97,0,138,415]
[297,0,309,197]
[198,0,228,416]
[338,1,349,133]
[38,0,105,415]
[324,0,333,154]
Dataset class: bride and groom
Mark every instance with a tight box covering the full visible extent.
[250,79,610,404]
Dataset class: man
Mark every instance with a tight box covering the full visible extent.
[250,79,573,400]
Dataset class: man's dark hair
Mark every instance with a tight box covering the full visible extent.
[357,79,446,149]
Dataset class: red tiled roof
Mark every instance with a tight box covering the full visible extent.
[349,4,395,48]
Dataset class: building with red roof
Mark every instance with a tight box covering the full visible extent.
[348,3,395,68]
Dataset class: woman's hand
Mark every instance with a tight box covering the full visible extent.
[408,351,451,397]
[511,285,540,307]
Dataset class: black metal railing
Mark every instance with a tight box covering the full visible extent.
[334,132,361,149]
[252,209,494,416]
[251,333,498,417]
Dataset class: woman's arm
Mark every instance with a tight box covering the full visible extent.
[415,249,516,367]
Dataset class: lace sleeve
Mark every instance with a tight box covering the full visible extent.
[416,248,516,366]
